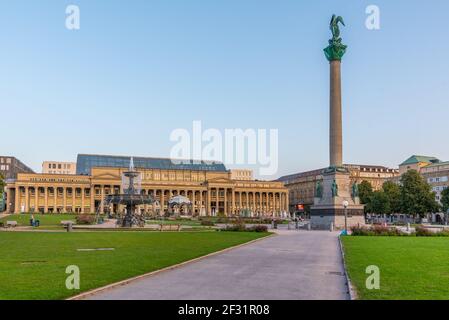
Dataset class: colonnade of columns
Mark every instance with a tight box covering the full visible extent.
[12,185,92,214]
[11,184,289,217]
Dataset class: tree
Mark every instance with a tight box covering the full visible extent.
[382,181,401,213]
[0,173,4,196]
[400,170,440,218]
[358,180,374,213]
[0,174,4,212]
[370,190,391,215]
[441,188,449,213]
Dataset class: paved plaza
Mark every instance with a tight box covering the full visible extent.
[87,230,349,300]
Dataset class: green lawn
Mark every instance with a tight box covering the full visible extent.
[0,231,268,300]
[342,236,449,300]
[0,214,77,227]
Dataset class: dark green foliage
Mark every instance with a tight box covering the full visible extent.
[382,181,401,213]
[400,170,440,217]
[441,188,449,213]
[370,191,391,215]
[0,173,5,196]
[358,180,374,213]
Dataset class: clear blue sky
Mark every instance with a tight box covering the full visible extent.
[1,0,448,179]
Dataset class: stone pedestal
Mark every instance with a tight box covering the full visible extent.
[311,169,365,230]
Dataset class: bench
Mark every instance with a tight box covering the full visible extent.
[159,224,181,232]
[60,220,75,226]
[6,221,18,228]
[61,220,75,232]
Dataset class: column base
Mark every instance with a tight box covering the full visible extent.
[310,207,365,230]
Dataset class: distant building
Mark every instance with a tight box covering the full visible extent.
[0,156,34,212]
[5,153,288,215]
[230,169,254,181]
[278,164,399,212]
[398,155,449,206]
[399,155,441,175]
[42,161,76,175]
[0,156,34,180]
[421,162,449,205]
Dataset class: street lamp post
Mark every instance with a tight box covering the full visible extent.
[343,200,349,233]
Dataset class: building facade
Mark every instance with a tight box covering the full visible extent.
[278,164,399,212]
[398,155,441,175]
[0,156,34,180]
[5,154,288,216]
[42,161,76,175]
[421,162,449,205]
[230,169,254,181]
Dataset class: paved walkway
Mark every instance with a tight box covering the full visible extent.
[87,231,349,300]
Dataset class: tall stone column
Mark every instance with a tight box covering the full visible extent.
[252,192,257,213]
[144,189,148,213]
[100,186,105,214]
[324,15,347,169]
[63,187,67,213]
[34,187,39,212]
[81,188,85,213]
[44,187,48,213]
[216,188,219,215]
[199,191,203,216]
[90,187,95,214]
[24,187,29,212]
[15,186,20,213]
[72,187,76,213]
[311,15,365,230]
[161,190,165,214]
[54,187,58,213]
[329,60,343,167]
[224,189,227,216]
[207,189,211,216]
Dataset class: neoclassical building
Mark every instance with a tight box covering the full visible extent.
[5,154,289,217]
[278,164,399,212]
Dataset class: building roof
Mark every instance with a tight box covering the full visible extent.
[425,160,449,168]
[399,155,440,166]
[76,154,228,175]
[277,164,398,184]
[277,168,323,183]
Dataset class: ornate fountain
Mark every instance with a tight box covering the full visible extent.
[104,158,155,227]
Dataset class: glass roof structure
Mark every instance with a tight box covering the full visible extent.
[76,154,227,175]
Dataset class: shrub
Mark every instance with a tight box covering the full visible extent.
[75,214,96,225]
[372,225,402,236]
[223,219,247,232]
[249,225,268,233]
[262,218,274,224]
[415,226,433,237]
[350,225,373,236]
[200,220,215,226]
[350,225,402,236]
[436,229,449,237]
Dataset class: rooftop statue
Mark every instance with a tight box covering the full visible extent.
[330,15,345,41]
[324,14,347,62]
